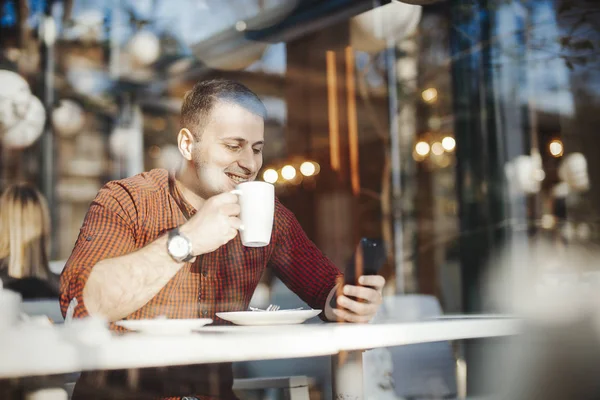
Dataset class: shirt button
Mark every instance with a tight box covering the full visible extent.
[201,270,207,277]
[202,310,208,317]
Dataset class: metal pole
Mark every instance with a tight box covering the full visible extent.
[40,3,58,259]
[386,39,404,294]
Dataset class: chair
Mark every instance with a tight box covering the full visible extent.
[59,377,311,400]
[234,278,331,399]
[233,376,312,400]
[364,294,458,400]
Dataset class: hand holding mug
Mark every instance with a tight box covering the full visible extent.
[180,191,242,255]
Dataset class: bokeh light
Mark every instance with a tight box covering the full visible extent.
[431,142,444,156]
[281,165,296,180]
[442,136,456,152]
[300,161,316,176]
[549,139,564,157]
[415,141,430,156]
[421,88,438,103]
[235,21,247,31]
[263,169,278,183]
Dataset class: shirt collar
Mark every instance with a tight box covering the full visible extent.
[168,170,197,221]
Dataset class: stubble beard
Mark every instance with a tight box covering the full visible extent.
[192,150,226,200]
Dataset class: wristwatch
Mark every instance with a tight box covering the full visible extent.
[167,227,194,262]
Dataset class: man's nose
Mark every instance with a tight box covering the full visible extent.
[237,148,258,173]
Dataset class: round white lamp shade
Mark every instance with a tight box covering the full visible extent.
[2,95,46,149]
[0,70,33,134]
[350,1,422,53]
[200,40,268,71]
[394,0,444,4]
[128,31,161,66]
[109,125,134,159]
[52,99,85,138]
[243,0,300,30]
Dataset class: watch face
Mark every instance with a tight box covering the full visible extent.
[168,235,190,258]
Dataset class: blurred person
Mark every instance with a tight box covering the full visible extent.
[60,79,386,400]
[0,183,59,299]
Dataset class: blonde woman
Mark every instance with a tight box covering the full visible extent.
[0,183,59,298]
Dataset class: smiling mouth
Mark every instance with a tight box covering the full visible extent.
[225,173,250,184]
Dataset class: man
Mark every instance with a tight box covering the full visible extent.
[60,79,385,400]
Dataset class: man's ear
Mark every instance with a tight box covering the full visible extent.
[177,128,195,161]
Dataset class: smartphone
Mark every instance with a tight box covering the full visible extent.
[343,238,386,287]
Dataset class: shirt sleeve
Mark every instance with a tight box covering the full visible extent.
[59,181,138,319]
[268,199,343,313]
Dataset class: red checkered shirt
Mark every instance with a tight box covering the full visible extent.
[60,169,342,400]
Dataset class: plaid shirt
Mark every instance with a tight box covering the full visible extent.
[60,169,341,400]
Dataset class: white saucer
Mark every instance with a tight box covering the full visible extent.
[115,318,213,335]
[216,310,321,326]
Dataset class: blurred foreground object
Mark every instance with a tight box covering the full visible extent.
[350,1,422,53]
[481,239,600,399]
[504,153,545,195]
[487,239,600,319]
[506,316,600,400]
[553,152,590,198]
[0,70,46,149]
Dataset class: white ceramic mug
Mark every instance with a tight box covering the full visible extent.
[232,181,275,247]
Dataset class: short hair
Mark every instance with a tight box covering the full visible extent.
[180,79,267,138]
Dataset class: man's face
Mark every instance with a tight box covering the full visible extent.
[191,101,265,199]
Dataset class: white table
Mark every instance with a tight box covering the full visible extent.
[0,318,521,398]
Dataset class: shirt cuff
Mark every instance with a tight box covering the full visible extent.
[320,275,344,322]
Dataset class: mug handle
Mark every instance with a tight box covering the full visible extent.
[230,190,244,231]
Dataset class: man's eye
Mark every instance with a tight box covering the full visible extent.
[225,144,240,151]
[253,148,263,155]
